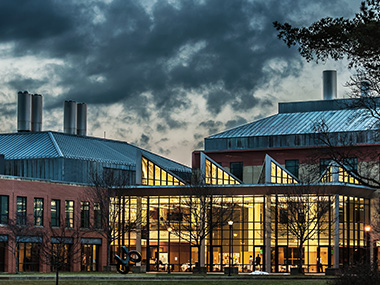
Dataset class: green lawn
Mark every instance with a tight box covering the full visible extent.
[0,280,331,285]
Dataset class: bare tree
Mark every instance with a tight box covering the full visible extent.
[87,168,136,271]
[162,180,238,270]
[38,219,82,285]
[272,184,333,273]
[6,215,43,273]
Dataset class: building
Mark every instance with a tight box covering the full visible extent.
[0,70,379,273]
[111,70,379,273]
[0,93,191,273]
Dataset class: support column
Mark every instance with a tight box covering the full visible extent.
[265,195,271,272]
[333,195,339,268]
[136,197,142,266]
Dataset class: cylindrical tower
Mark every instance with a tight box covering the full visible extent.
[77,103,87,136]
[64,100,77,134]
[17,91,32,132]
[323,70,337,100]
[31,94,43,132]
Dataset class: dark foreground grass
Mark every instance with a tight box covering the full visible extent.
[0,280,330,285]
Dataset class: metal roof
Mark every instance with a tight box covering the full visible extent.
[0,132,190,173]
[207,108,380,139]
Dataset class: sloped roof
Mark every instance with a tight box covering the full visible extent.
[0,131,190,173]
[208,108,379,139]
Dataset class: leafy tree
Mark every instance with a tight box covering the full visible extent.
[273,0,380,77]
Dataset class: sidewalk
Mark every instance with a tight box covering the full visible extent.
[0,272,333,281]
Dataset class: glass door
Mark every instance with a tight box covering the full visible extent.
[191,245,199,269]
[81,244,98,272]
[317,246,331,272]
[211,246,222,272]
[147,245,160,271]
[253,246,264,271]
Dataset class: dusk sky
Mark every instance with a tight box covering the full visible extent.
[0,0,361,166]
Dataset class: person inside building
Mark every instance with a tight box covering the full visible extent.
[255,254,261,271]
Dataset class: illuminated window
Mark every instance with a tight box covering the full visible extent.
[34,198,44,226]
[204,158,241,185]
[142,156,184,186]
[65,200,74,228]
[259,155,299,184]
[270,162,298,184]
[319,162,360,185]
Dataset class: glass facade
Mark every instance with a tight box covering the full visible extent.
[110,193,369,272]
[205,158,240,185]
[270,162,298,184]
[142,156,184,185]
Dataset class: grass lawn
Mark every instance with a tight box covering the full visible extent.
[0,280,331,285]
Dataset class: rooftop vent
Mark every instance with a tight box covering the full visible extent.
[77,103,87,136]
[64,100,77,134]
[31,94,42,132]
[323,70,337,100]
[17,91,32,132]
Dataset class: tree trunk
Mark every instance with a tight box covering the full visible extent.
[298,244,303,273]
[56,267,59,285]
[197,244,201,268]
[106,241,110,270]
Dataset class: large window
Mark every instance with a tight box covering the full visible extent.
[17,196,27,225]
[270,162,298,184]
[65,201,74,228]
[285,160,299,178]
[18,242,40,272]
[205,158,240,185]
[0,195,8,224]
[81,201,90,228]
[51,200,60,227]
[34,198,43,226]
[230,162,243,181]
[94,203,102,229]
[142,156,184,185]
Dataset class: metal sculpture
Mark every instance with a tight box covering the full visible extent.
[115,246,142,274]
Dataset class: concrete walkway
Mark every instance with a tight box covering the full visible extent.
[0,272,333,281]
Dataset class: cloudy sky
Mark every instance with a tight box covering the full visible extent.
[0,0,361,166]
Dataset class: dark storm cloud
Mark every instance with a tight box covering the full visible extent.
[8,77,49,92]
[198,120,224,135]
[225,116,248,130]
[0,102,16,117]
[0,0,359,127]
[139,134,150,146]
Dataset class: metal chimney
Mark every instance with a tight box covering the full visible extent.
[17,91,32,132]
[77,103,87,136]
[323,70,337,100]
[31,94,43,132]
[64,100,77,134]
